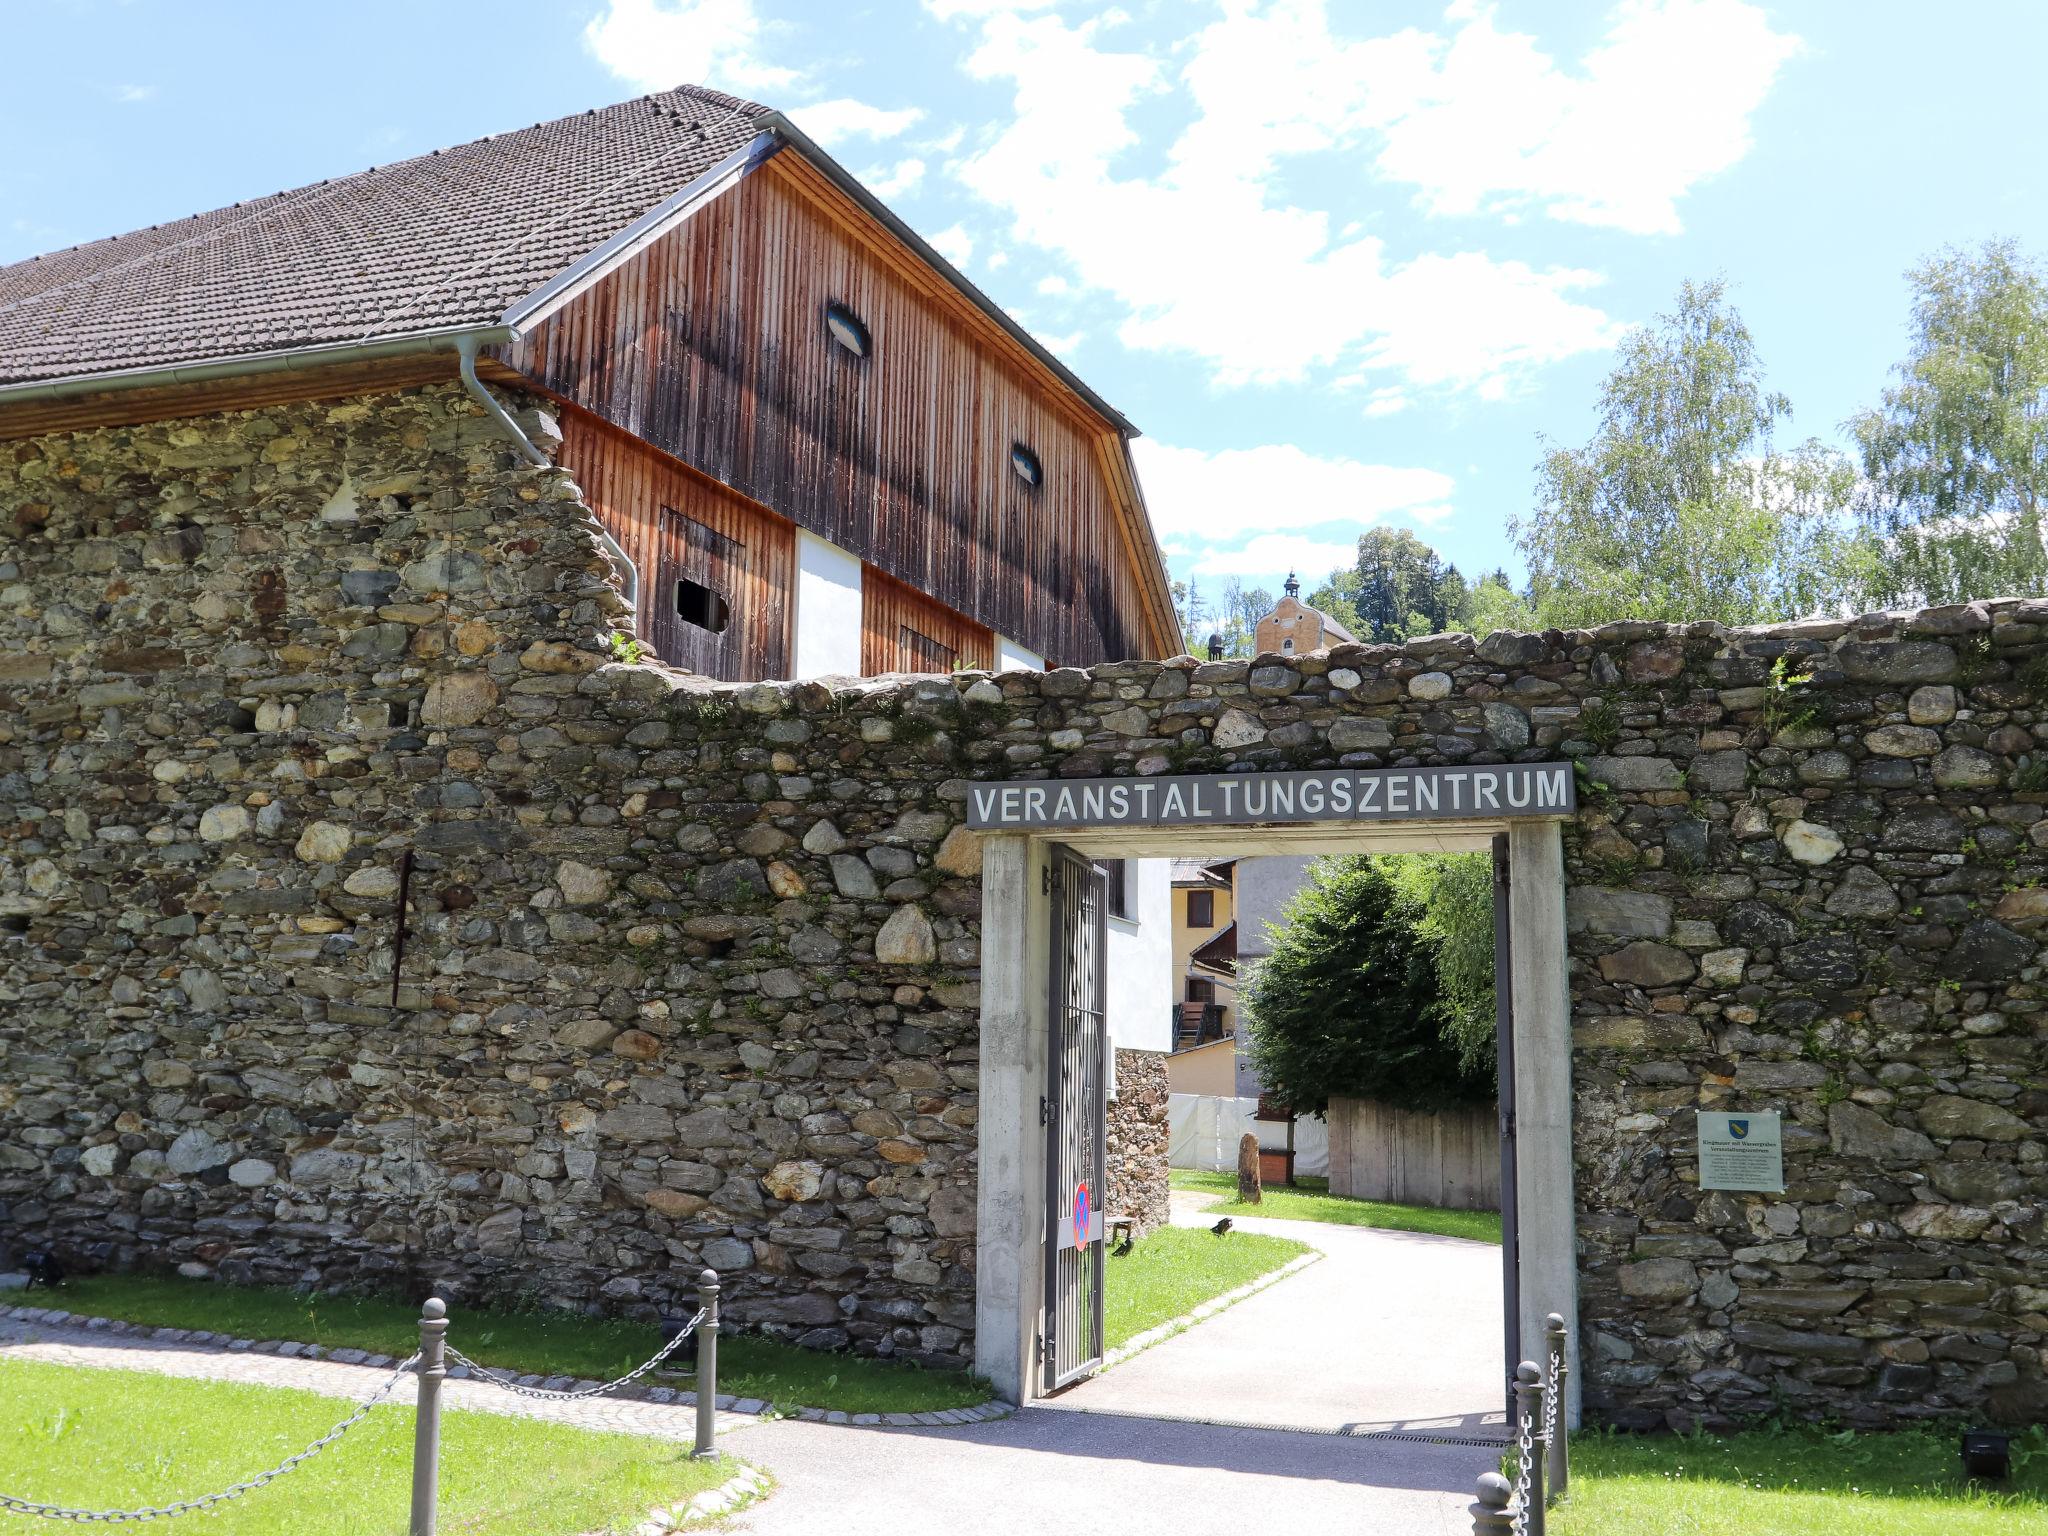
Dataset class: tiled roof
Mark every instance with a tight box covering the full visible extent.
[1170,857,1234,886]
[0,86,767,386]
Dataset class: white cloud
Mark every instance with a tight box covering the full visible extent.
[864,158,928,198]
[113,84,155,104]
[948,7,1620,391]
[582,0,798,95]
[1185,533,1363,586]
[1132,440,1454,544]
[929,222,976,266]
[1369,0,1802,235]
[794,98,926,150]
[941,1,1792,392]
[923,0,1059,17]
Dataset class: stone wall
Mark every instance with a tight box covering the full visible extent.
[5,386,2047,1422]
[0,387,984,1368]
[1106,1048,1169,1234]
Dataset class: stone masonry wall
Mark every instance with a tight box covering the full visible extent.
[0,387,983,1368]
[5,386,2048,1422]
[1106,1048,1169,1235]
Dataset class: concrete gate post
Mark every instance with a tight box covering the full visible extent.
[1508,818,1580,1427]
[975,834,1050,1403]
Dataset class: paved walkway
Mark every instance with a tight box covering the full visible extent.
[1052,1194,1507,1437]
[722,1408,1493,1536]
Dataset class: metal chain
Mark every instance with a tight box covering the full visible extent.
[1544,1343,1561,1450]
[1511,1394,1536,1536]
[445,1308,705,1402]
[0,1352,421,1524]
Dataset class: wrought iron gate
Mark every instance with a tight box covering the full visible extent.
[1042,846,1108,1390]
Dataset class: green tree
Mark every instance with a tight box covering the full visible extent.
[1242,857,1493,1117]
[1349,527,1467,642]
[1464,569,1536,636]
[1381,853,1498,1075]
[1851,238,2048,606]
[1171,577,1208,656]
[1512,279,1861,628]
[1305,568,1367,639]
[1214,578,1276,657]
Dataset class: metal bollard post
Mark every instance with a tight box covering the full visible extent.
[1515,1361,1548,1536]
[411,1298,448,1536]
[1470,1471,1516,1534]
[1545,1312,1570,1502]
[693,1269,720,1461]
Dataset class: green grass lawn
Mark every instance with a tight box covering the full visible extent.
[1555,1425,2048,1535]
[1170,1168,1503,1244]
[1103,1224,1311,1350]
[0,1360,746,1535]
[37,1271,987,1416]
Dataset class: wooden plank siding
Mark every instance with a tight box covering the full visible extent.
[560,410,793,681]
[860,564,994,675]
[0,354,463,441]
[494,151,1165,667]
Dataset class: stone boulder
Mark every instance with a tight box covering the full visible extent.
[1598,941,1695,987]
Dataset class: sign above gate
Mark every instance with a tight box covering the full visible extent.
[965,761,1576,831]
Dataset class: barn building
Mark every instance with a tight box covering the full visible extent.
[0,84,1180,683]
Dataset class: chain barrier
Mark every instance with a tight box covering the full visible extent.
[0,1352,421,1524]
[1510,1393,1536,1536]
[444,1307,707,1403]
[1542,1348,1559,1466]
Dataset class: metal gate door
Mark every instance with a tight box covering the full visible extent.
[1492,833,1521,1423]
[1042,846,1108,1390]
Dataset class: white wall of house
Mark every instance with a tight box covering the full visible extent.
[1107,858,1173,1062]
[791,530,864,680]
[995,632,1044,672]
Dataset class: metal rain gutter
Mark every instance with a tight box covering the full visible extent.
[452,334,639,613]
[0,324,516,407]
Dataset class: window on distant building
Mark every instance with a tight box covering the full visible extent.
[675,576,731,633]
[824,301,870,358]
[1186,977,1215,1002]
[1103,859,1131,920]
[1010,442,1042,489]
[1186,888,1214,928]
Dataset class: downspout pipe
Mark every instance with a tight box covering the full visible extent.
[454,335,639,614]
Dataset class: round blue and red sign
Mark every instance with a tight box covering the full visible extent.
[1071,1181,1092,1248]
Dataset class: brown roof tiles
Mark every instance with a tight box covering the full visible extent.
[0,85,767,386]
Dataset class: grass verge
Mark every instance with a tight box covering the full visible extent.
[1171,1168,1503,1243]
[1554,1424,2048,1535]
[34,1272,986,1416]
[1104,1224,1311,1351]
[1,1360,746,1535]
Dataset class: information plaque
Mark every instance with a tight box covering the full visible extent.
[1696,1110,1784,1193]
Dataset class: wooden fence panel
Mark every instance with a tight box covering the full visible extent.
[1326,1097,1501,1212]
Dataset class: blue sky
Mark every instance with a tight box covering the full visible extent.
[8,1,2046,607]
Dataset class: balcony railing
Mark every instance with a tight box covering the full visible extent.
[1172,1001,1229,1051]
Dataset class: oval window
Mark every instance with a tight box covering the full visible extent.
[824,301,870,358]
[1010,442,1043,488]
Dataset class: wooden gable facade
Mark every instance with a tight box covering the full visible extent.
[490,148,1174,681]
